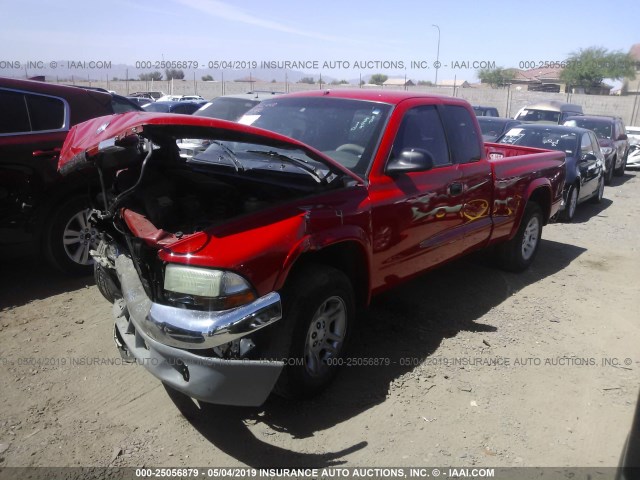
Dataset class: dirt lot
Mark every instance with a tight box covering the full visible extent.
[1,172,639,469]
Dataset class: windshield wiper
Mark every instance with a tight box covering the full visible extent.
[213,141,244,172]
[192,141,244,172]
[246,150,326,184]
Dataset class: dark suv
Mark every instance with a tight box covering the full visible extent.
[0,77,140,274]
[564,115,629,184]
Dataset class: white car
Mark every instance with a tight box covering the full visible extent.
[180,95,204,101]
[156,94,184,102]
[626,126,640,169]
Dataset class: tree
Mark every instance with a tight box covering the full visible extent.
[139,71,162,81]
[165,68,185,80]
[201,74,213,81]
[417,80,434,86]
[477,67,515,88]
[369,74,388,85]
[298,77,315,84]
[560,47,636,90]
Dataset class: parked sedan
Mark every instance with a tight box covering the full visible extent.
[564,115,629,184]
[477,117,520,142]
[143,101,204,115]
[496,124,605,222]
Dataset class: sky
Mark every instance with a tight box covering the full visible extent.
[1,0,639,83]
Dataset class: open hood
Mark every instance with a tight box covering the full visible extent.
[58,112,364,184]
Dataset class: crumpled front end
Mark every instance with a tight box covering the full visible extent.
[112,253,284,407]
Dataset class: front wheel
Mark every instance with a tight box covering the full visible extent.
[560,185,578,222]
[605,159,615,185]
[274,264,355,399]
[43,196,99,275]
[497,203,543,272]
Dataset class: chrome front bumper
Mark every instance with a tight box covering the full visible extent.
[112,254,284,406]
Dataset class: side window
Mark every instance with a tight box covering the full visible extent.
[580,133,593,156]
[391,105,450,166]
[0,91,31,134]
[440,105,482,163]
[25,94,65,131]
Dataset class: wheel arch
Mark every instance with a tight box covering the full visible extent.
[278,240,371,311]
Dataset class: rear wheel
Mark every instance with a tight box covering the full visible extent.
[43,196,98,275]
[560,185,578,222]
[497,203,543,272]
[274,264,355,399]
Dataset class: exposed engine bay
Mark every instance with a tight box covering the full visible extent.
[99,137,339,236]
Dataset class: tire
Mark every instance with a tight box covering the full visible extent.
[274,264,355,399]
[614,155,627,176]
[43,196,99,275]
[605,159,615,185]
[497,203,543,272]
[560,184,578,222]
[94,262,122,303]
[590,174,605,204]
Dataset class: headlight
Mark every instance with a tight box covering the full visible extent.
[601,147,613,155]
[164,264,257,310]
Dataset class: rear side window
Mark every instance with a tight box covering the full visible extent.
[0,91,31,133]
[0,90,66,134]
[26,94,65,130]
[441,105,482,163]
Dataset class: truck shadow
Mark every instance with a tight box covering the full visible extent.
[570,198,613,224]
[0,256,93,310]
[165,238,587,468]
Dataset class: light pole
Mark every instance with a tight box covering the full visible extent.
[432,24,440,87]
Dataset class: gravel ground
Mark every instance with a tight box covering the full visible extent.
[1,171,639,469]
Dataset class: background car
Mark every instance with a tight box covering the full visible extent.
[477,117,521,142]
[177,92,284,158]
[0,77,141,274]
[126,96,154,107]
[473,105,499,117]
[564,115,629,184]
[143,100,205,114]
[129,91,164,101]
[514,101,583,124]
[180,95,204,101]
[496,124,605,222]
[156,94,185,102]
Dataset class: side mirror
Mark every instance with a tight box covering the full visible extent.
[386,148,434,175]
[618,134,628,141]
[580,153,597,162]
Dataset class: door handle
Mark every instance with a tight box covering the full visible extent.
[33,148,61,157]
[449,182,463,196]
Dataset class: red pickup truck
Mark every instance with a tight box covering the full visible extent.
[58,90,565,406]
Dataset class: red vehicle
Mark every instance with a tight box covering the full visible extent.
[0,77,140,273]
[58,90,565,406]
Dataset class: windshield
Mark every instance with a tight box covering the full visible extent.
[239,96,392,176]
[189,140,332,183]
[195,97,260,121]
[515,109,561,124]
[498,127,578,155]
[564,119,612,139]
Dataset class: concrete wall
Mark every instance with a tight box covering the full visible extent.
[67,79,640,126]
